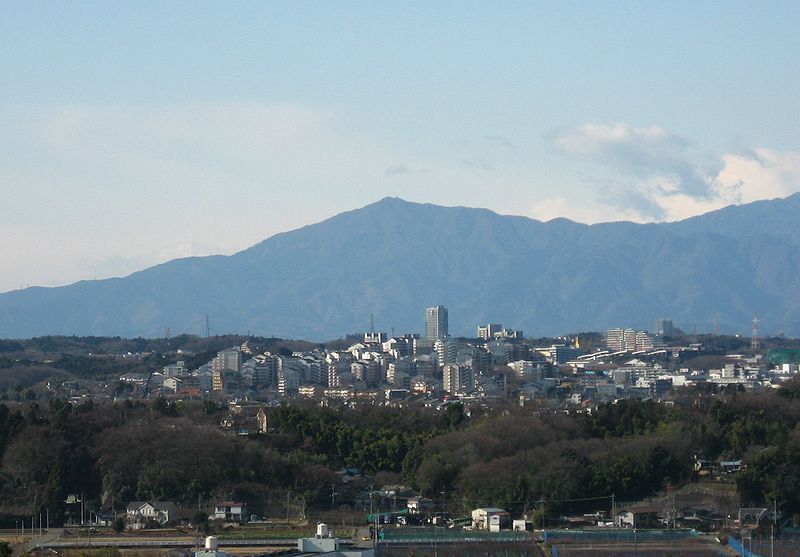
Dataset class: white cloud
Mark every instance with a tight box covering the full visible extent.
[717,148,800,203]
[652,148,800,220]
[548,122,800,222]
[550,123,715,214]
[552,123,684,160]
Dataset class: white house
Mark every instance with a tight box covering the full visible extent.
[471,507,510,531]
[126,501,178,525]
[406,497,434,514]
[214,502,247,522]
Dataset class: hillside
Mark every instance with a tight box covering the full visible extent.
[2,195,800,340]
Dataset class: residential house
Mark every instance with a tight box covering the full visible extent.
[126,501,178,526]
[214,502,247,522]
[617,506,661,528]
[407,497,434,515]
[471,507,511,532]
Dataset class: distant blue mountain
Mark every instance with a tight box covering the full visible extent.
[2,194,800,340]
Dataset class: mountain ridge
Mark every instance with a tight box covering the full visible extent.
[2,195,800,340]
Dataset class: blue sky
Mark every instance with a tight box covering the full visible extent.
[2,1,799,292]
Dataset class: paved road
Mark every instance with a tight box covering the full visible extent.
[12,528,63,557]
[39,537,298,549]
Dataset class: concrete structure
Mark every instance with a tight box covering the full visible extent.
[256,407,268,433]
[553,344,584,365]
[617,506,661,528]
[213,501,247,522]
[435,339,458,367]
[471,507,511,531]
[425,306,448,341]
[194,536,227,557]
[163,361,187,377]
[212,348,241,373]
[126,501,178,525]
[407,496,434,514]
[443,363,473,394]
[606,328,655,352]
[296,523,374,556]
[477,323,502,340]
[278,368,300,396]
[655,318,674,336]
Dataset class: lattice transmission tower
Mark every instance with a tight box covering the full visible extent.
[751,315,760,352]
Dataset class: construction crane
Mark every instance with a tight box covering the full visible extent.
[142,370,156,399]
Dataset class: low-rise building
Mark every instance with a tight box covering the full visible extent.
[126,501,178,526]
[471,507,511,531]
[214,501,247,522]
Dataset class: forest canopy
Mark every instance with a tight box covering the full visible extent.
[0,380,798,525]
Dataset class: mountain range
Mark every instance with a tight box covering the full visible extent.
[3,194,800,341]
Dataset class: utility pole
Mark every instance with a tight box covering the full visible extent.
[771,499,777,557]
[672,488,676,529]
[611,494,616,526]
[369,485,373,517]
[331,485,336,512]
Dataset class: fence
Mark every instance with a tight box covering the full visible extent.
[543,528,698,543]
[728,536,761,557]
[381,527,531,543]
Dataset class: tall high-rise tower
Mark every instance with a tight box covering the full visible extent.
[425,306,448,341]
[654,318,674,337]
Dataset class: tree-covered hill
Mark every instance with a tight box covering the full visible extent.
[1,382,800,525]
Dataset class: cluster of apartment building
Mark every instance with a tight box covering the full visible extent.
[105,312,800,411]
[131,306,589,406]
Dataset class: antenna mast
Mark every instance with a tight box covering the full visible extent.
[751,315,760,352]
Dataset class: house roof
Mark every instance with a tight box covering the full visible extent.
[620,505,661,514]
[154,501,178,513]
[126,501,177,513]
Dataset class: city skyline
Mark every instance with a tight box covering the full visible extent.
[2,2,799,293]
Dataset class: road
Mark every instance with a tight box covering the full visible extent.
[12,528,63,557]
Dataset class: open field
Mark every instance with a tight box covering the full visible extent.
[378,541,545,557]
[549,540,727,556]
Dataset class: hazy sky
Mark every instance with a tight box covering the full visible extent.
[2,1,799,293]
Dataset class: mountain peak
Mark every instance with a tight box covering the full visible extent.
[3,194,800,339]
